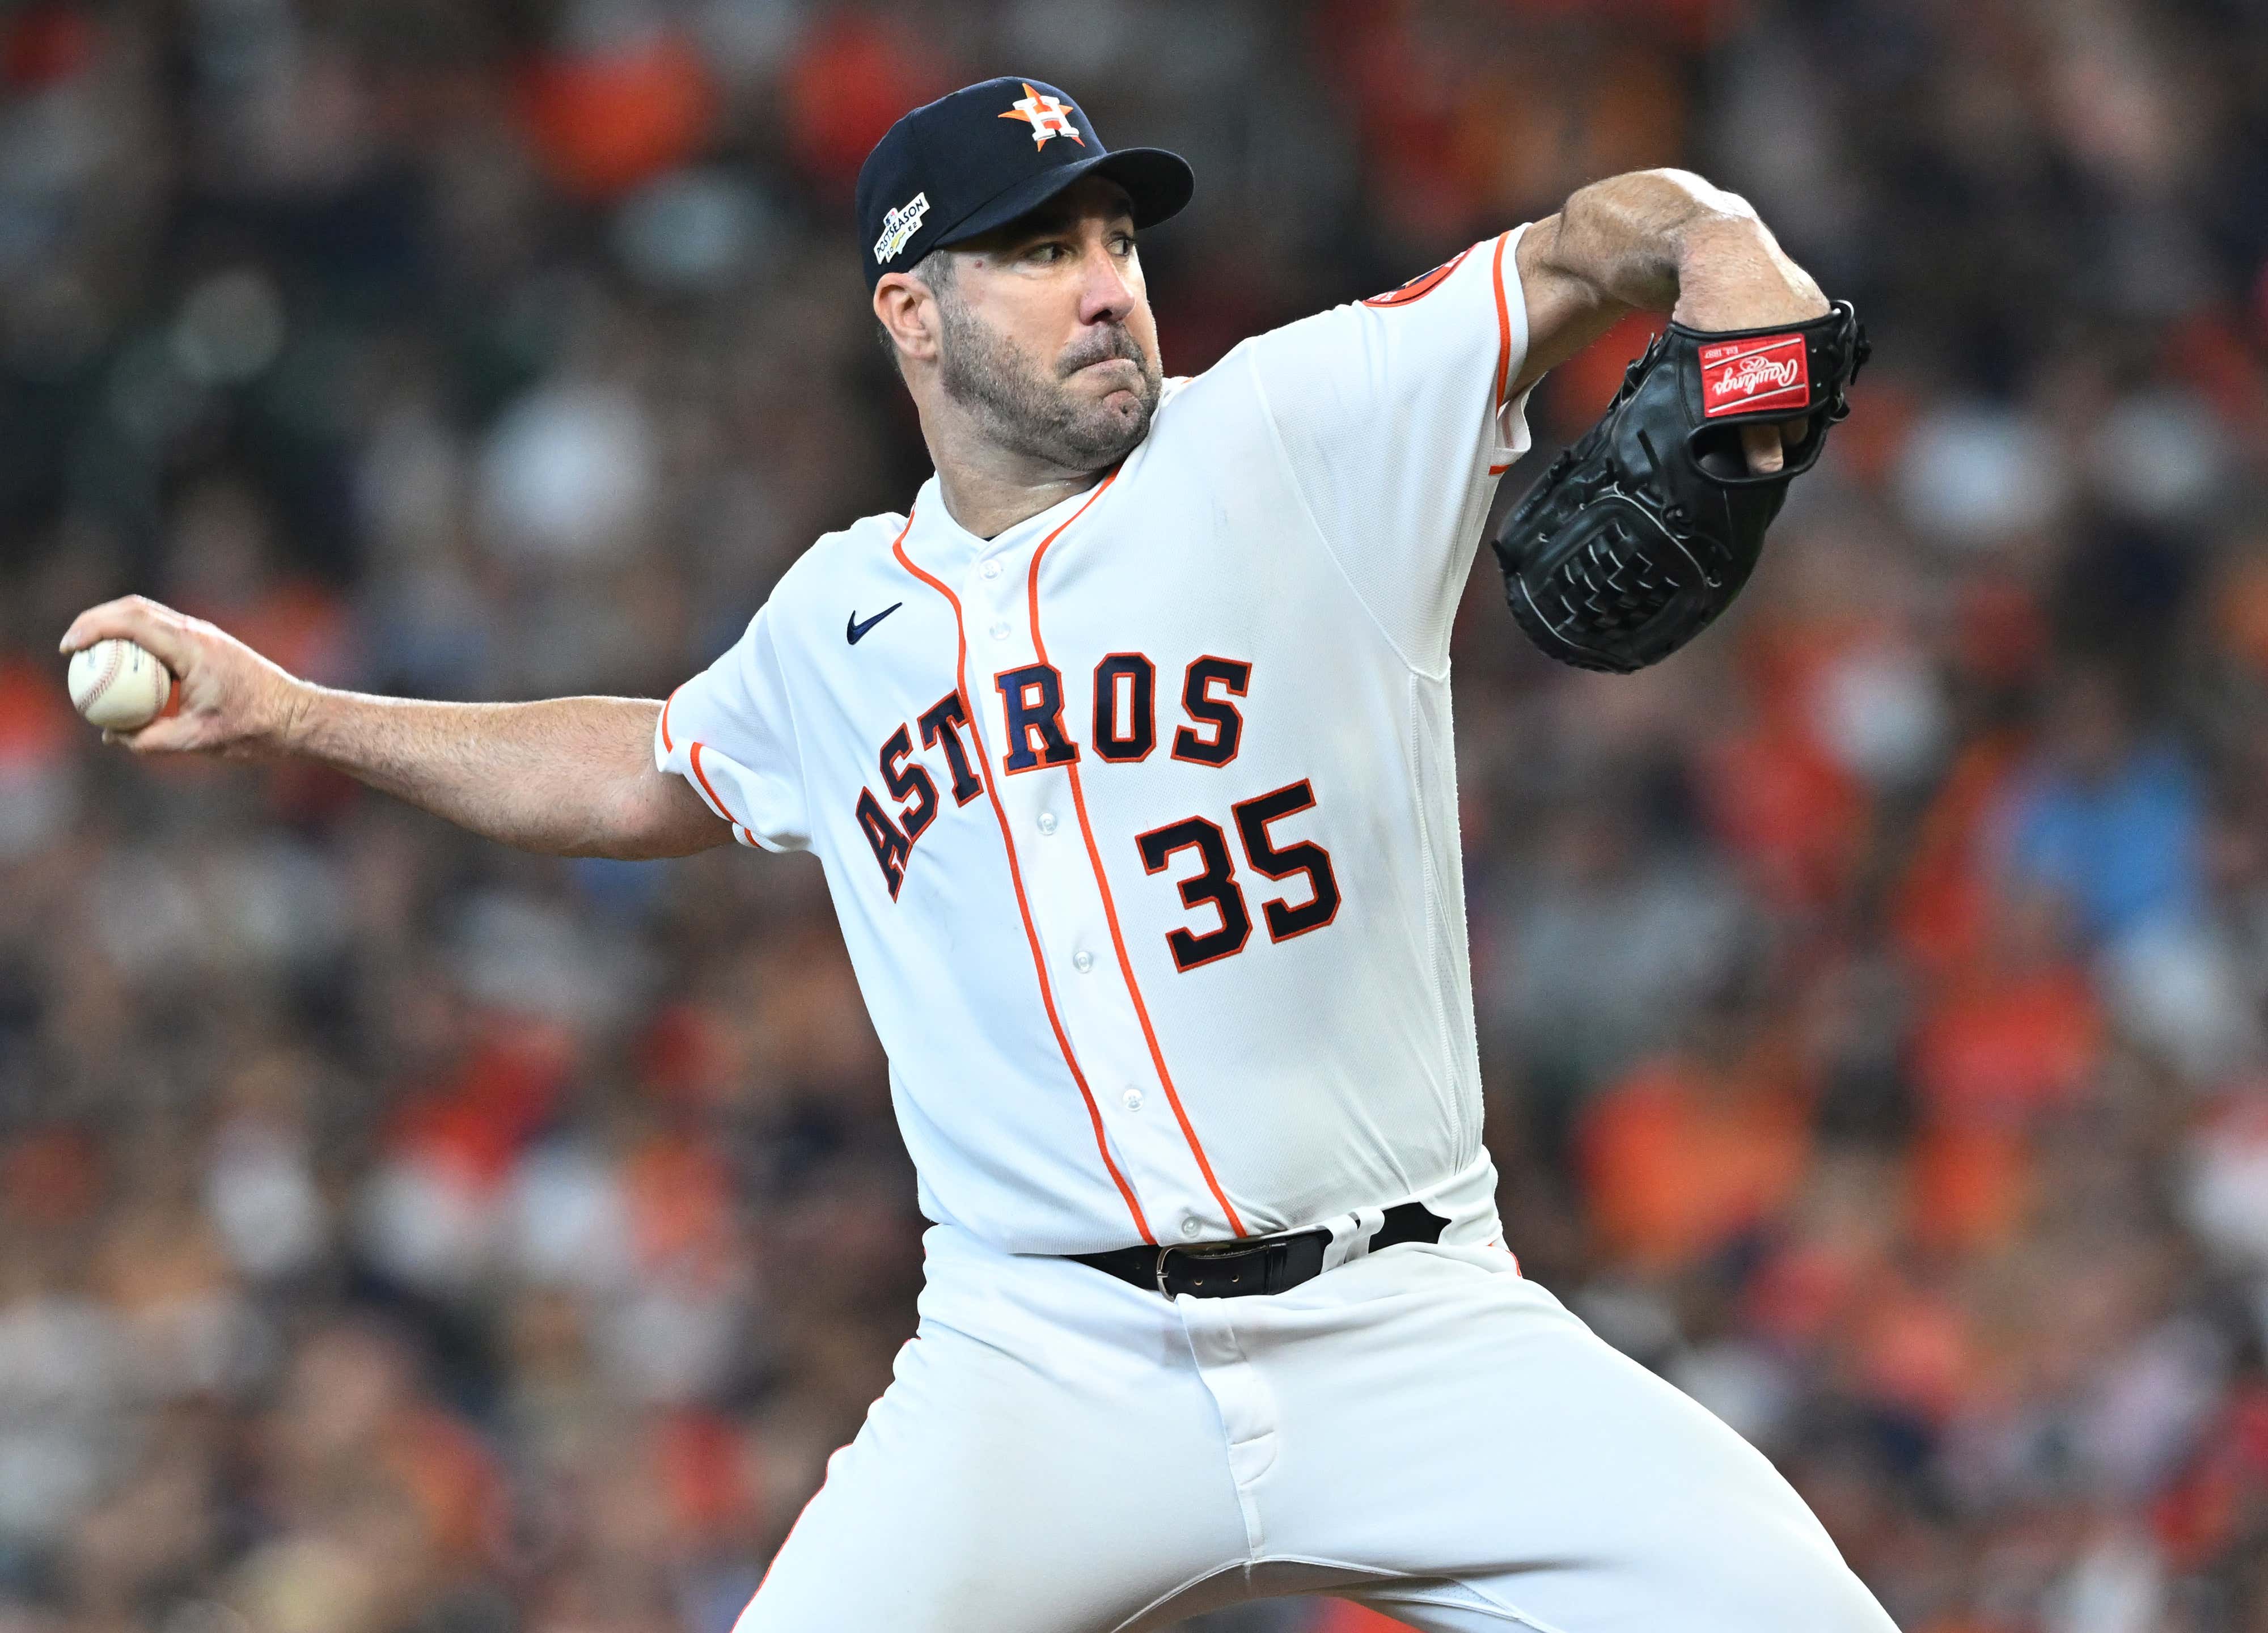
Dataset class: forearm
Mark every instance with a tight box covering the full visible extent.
[1540,170,1761,311]
[286,688,713,858]
[1513,170,1828,397]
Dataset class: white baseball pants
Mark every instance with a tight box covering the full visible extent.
[735,1221,1897,1632]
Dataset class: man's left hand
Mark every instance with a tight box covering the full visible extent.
[1669,218,1831,473]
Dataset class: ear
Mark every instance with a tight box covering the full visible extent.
[874,274,940,369]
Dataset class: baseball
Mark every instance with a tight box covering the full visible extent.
[67,638,174,731]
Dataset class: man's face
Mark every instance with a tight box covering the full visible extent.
[927,178,1163,473]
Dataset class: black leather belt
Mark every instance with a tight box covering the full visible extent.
[1069,1202,1449,1298]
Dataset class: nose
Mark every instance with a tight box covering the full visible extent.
[1076,237,1136,327]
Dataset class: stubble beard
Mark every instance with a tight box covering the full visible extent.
[936,294,1163,474]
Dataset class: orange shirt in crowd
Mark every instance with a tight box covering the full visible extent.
[1911,962,2101,1125]
[1577,1048,1813,1275]
[1904,960,2099,1253]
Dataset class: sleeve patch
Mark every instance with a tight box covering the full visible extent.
[1360,245,1473,308]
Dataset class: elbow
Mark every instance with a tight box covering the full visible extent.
[545,779,667,861]
[569,770,731,861]
[1562,170,1758,246]
[1632,168,1758,223]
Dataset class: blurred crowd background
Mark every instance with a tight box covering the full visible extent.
[4,1,2268,1631]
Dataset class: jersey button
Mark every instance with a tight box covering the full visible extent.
[1073,949,1094,973]
[988,620,1011,641]
[1179,1217,1203,1239]
[981,559,1002,579]
[1121,1089,1143,1110]
[1037,813,1057,836]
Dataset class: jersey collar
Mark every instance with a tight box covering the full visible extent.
[916,472,1105,558]
[897,378,1188,577]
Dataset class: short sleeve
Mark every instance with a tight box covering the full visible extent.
[654,601,808,853]
[1246,225,1533,671]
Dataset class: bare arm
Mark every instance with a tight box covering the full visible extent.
[286,692,729,859]
[1512,168,1830,471]
[59,596,731,860]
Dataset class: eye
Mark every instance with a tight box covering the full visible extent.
[1028,240,1071,264]
[1110,232,1136,256]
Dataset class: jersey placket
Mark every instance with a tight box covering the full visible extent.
[959,521,1237,1247]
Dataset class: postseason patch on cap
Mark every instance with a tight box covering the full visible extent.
[873,191,930,264]
[1699,333,1811,418]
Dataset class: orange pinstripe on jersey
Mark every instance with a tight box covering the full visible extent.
[1491,234,1513,406]
[666,685,756,844]
[1491,230,1514,409]
[685,741,756,847]
[890,508,1156,1245]
[1026,473,1250,1239]
[1486,230,1517,475]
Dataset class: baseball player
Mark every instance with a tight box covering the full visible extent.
[65,78,1886,1633]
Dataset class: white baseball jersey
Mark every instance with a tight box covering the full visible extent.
[658,228,1533,1256]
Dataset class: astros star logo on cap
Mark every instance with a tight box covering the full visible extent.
[999,82,1083,149]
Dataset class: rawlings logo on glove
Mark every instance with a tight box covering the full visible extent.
[1699,336,1810,416]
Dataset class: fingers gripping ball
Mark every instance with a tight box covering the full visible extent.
[1492,301,1869,674]
[67,638,175,731]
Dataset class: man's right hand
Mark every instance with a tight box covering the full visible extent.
[57,596,727,858]
[59,595,310,758]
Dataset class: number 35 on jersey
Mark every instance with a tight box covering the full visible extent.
[853,651,1341,975]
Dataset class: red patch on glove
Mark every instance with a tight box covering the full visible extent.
[1699,333,1810,418]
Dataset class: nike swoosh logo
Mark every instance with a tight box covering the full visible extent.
[847,603,903,645]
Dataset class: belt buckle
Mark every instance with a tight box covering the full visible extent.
[1156,1239,1252,1296]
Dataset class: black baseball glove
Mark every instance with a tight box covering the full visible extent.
[1491,301,1868,674]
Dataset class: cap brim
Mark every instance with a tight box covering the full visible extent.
[934,146,1194,248]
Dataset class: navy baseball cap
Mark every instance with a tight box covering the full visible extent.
[856,77,1194,290]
